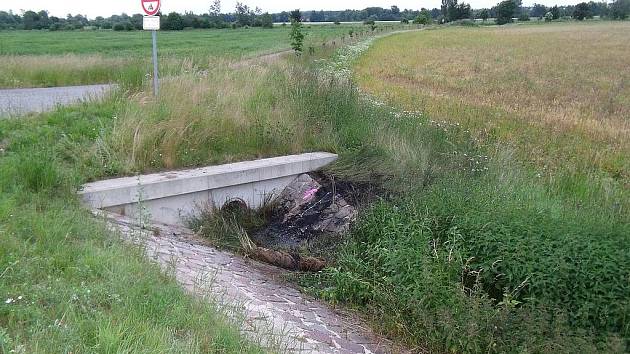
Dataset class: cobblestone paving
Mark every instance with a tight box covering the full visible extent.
[101,211,404,354]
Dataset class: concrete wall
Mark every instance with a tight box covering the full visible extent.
[79,152,337,225]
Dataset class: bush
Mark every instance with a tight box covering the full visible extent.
[518,12,531,21]
[112,23,126,31]
[413,14,431,25]
[544,11,554,21]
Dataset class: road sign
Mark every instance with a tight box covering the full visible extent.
[142,0,161,96]
[143,16,160,30]
[141,0,160,16]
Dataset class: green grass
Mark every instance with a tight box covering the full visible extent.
[0,26,361,58]
[0,100,267,353]
[0,25,393,89]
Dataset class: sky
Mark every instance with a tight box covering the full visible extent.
[3,0,584,18]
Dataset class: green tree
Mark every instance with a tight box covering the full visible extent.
[289,9,304,54]
[610,0,630,19]
[478,8,490,20]
[551,5,561,19]
[495,0,518,24]
[441,0,472,21]
[531,3,548,17]
[413,13,430,24]
[260,12,273,28]
[163,12,184,30]
[235,2,253,27]
[573,2,592,19]
[21,11,40,30]
[209,0,226,28]
[518,11,531,20]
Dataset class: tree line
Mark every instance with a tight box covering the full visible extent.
[0,0,627,31]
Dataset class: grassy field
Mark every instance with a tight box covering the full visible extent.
[0,25,396,88]
[0,26,363,57]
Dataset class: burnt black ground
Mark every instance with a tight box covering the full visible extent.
[250,173,383,258]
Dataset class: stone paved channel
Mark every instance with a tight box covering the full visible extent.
[0,84,114,117]
[101,211,405,354]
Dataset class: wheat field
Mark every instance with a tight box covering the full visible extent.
[355,22,630,186]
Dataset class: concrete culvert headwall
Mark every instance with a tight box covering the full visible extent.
[78,152,338,226]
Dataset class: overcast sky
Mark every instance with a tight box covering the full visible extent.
[3,0,584,18]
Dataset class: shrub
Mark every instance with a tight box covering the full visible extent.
[112,22,126,31]
[413,14,431,25]
[544,11,554,21]
[518,12,531,21]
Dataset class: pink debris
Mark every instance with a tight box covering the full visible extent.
[303,188,319,201]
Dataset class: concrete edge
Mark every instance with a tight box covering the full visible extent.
[79,152,337,209]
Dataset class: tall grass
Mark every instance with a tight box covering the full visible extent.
[0,55,145,89]
[96,60,339,175]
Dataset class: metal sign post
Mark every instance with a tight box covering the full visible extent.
[141,0,161,96]
[151,30,159,96]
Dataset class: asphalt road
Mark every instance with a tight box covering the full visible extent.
[0,84,114,117]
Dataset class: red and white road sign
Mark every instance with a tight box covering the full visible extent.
[141,0,161,16]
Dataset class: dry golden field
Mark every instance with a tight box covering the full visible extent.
[355,22,630,187]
